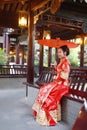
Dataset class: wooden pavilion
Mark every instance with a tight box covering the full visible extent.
[0,0,87,83]
[0,1,87,129]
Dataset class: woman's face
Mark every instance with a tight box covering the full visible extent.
[57,48,66,59]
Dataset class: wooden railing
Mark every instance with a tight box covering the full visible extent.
[0,65,27,78]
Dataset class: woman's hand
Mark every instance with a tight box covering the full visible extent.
[54,60,57,68]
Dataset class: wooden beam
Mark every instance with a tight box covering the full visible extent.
[34,2,50,21]
[58,11,87,23]
[42,15,83,29]
[0,0,27,3]
[31,0,50,11]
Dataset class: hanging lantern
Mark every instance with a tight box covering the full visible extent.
[18,11,28,28]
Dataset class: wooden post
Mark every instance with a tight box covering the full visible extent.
[6,34,10,56]
[15,42,19,64]
[3,33,6,49]
[39,45,43,74]
[3,33,10,64]
[3,33,10,57]
[38,27,44,74]
[55,48,60,64]
[48,47,52,67]
[80,35,84,67]
[21,45,24,64]
[27,1,34,83]
[3,33,10,53]
[55,48,57,60]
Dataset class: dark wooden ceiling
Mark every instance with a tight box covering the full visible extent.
[0,0,87,40]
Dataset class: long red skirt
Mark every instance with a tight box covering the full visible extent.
[32,82,69,126]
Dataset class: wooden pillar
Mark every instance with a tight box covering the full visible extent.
[15,41,19,64]
[39,45,43,74]
[21,45,24,64]
[6,34,10,56]
[27,2,34,83]
[3,33,10,54]
[80,35,84,67]
[55,48,57,60]
[55,48,60,64]
[3,33,10,64]
[48,47,52,67]
[38,27,44,74]
[0,43,2,48]
[3,33,6,49]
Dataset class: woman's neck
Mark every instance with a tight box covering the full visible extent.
[60,56,66,62]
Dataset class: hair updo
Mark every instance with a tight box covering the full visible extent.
[59,45,70,56]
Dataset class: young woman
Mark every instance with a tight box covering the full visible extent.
[32,45,70,126]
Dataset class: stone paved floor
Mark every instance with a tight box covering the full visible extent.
[0,81,70,130]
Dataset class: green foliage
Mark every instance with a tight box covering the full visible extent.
[68,47,80,67]
[0,48,9,65]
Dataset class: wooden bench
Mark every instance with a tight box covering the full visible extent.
[23,67,56,96]
[61,67,87,129]
[23,67,87,129]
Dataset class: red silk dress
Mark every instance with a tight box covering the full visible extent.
[32,57,70,126]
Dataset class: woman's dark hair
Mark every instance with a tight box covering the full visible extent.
[59,45,70,56]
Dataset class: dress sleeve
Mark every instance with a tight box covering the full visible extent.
[60,62,70,80]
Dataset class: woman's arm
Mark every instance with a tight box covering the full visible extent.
[53,60,57,72]
[60,63,70,80]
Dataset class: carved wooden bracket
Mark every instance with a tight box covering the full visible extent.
[50,0,63,14]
